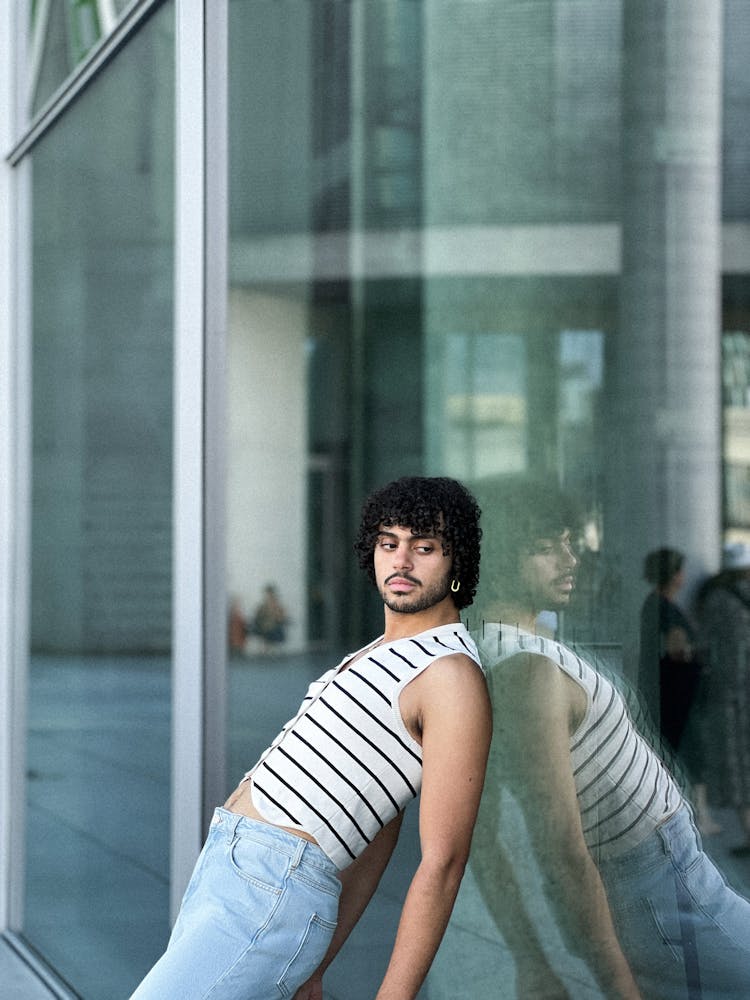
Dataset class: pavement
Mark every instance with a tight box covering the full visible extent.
[4,650,750,999]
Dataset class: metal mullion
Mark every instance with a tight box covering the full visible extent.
[170,0,206,919]
[0,0,32,940]
[202,0,229,834]
[6,0,165,166]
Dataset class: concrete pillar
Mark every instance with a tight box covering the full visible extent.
[609,1,723,682]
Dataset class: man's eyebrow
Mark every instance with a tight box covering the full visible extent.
[376,529,442,540]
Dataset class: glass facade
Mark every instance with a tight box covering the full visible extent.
[30,0,129,114]
[223,3,750,998]
[22,4,174,998]
[3,1,750,998]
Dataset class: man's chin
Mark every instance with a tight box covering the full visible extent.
[383,596,421,614]
[551,592,573,607]
[382,591,442,615]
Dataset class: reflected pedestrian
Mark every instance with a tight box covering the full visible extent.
[639,548,719,834]
[697,542,750,856]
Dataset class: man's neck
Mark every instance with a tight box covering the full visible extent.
[483,600,538,634]
[381,598,460,643]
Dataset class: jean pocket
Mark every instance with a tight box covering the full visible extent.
[229,835,285,896]
[644,895,684,963]
[276,912,337,998]
[609,894,684,966]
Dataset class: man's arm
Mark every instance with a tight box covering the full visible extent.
[293,814,404,1000]
[471,760,572,999]
[484,652,641,999]
[373,653,492,1000]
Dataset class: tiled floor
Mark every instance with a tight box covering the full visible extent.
[9,651,750,999]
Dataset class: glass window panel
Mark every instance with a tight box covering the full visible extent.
[222,2,750,997]
[29,0,129,114]
[24,4,174,998]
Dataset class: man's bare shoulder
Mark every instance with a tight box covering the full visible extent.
[409,650,488,705]
[488,649,559,680]
[486,650,585,729]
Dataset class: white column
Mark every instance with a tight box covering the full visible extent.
[610,0,723,678]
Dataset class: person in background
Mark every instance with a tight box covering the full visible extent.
[250,583,289,651]
[130,476,491,1000]
[696,541,750,856]
[469,476,750,999]
[639,547,697,747]
[639,548,718,835]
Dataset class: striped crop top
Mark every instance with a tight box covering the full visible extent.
[476,624,683,860]
[247,622,481,869]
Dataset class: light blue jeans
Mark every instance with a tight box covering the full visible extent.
[599,805,750,999]
[130,809,341,1000]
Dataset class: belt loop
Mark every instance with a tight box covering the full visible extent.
[290,837,306,870]
[226,812,243,842]
[656,817,672,857]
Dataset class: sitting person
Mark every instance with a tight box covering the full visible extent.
[249,584,289,649]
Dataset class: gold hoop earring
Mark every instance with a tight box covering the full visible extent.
[451,579,461,593]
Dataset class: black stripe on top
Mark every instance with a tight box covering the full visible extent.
[582,753,652,840]
[369,656,400,683]
[572,652,586,681]
[433,635,453,650]
[278,745,371,845]
[455,631,473,653]
[258,763,358,860]
[571,680,615,754]
[588,759,657,833]
[577,727,636,806]
[332,679,422,764]
[573,699,628,777]
[590,761,662,848]
[349,667,391,705]
[388,649,418,670]
[305,713,401,812]
[318,695,419,797]
[251,780,301,826]
[291,729,386,830]
[409,639,436,657]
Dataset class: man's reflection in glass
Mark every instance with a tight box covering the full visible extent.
[469,477,750,999]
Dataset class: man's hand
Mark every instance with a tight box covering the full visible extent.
[293,973,323,1000]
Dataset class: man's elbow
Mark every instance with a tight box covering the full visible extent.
[419,846,470,894]
[540,843,597,896]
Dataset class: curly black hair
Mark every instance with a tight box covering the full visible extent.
[354,476,481,610]
[472,475,582,603]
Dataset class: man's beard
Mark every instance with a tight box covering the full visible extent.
[381,574,453,615]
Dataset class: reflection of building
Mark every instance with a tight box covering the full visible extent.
[3,2,750,998]
[724,331,750,541]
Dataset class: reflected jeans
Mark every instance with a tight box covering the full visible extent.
[130,809,341,1000]
[599,804,750,999]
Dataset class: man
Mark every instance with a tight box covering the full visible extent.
[467,476,750,999]
[131,476,491,1000]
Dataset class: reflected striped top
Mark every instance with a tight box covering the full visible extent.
[478,624,683,860]
[247,623,481,869]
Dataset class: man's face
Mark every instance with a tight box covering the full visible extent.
[373,524,453,615]
[519,530,578,612]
